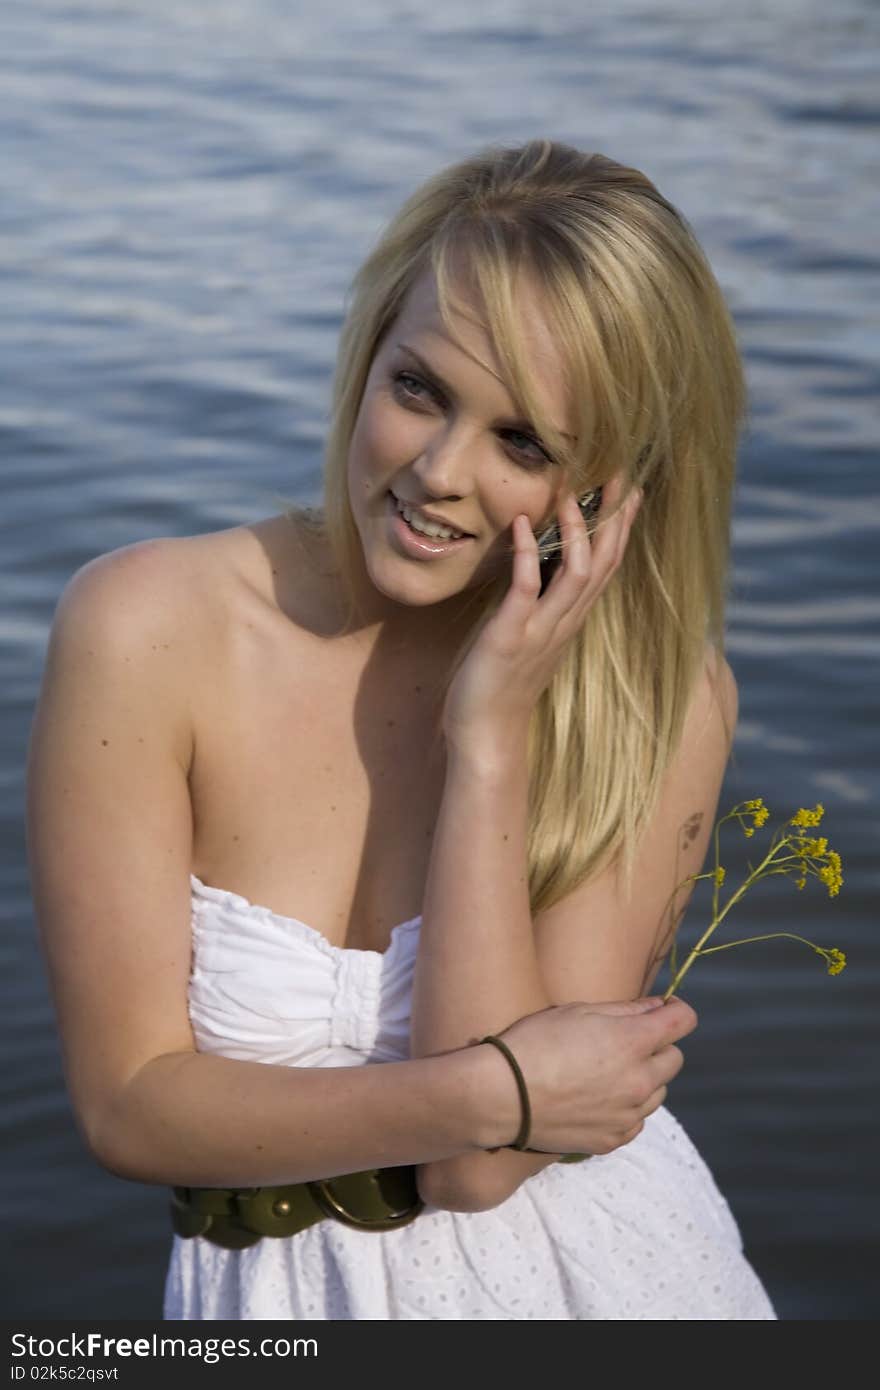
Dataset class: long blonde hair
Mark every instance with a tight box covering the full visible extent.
[283,139,745,911]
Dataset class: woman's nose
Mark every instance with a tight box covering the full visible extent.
[410,419,479,498]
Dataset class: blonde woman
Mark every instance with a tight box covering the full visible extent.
[26,140,776,1320]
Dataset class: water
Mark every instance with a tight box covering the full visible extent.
[3,0,878,1320]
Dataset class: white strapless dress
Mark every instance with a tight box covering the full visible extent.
[162,875,776,1321]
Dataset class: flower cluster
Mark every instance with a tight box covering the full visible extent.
[663,798,846,1000]
[739,798,770,837]
[825,948,847,976]
[789,804,844,896]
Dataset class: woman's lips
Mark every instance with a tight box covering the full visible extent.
[386,491,475,557]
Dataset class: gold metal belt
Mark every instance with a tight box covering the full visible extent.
[169,1165,425,1249]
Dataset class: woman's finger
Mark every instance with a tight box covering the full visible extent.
[648,1042,686,1088]
[617,1120,646,1147]
[548,477,625,620]
[538,490,594,613]
[636,1083,668,1119]
[572,478,639,613]
[498,513,544,625]
[529,473,635,626]
[590,474,631,576]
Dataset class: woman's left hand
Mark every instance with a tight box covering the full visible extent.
[442,472,642,760]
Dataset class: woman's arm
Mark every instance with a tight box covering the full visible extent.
[89,1045,509,1188]
[411,647,737,1212]
[409,738,565,1209]
[25,542,528,1187]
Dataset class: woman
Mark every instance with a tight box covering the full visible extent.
[26,139,775,1319]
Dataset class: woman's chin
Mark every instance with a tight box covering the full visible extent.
[366,564,463,610]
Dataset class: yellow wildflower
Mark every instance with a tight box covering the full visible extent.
[739,798,769,836]
[826,948,846,976]
[819,851,844,898]
[662,794,845,1001]
[798,837,828,857]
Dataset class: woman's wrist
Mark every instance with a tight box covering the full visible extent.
[442,736,530,792]
[459,1038,525,1151]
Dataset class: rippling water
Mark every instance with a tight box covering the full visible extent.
[3,0,878,1320]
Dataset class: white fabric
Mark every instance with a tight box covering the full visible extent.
[162,875,776,1321]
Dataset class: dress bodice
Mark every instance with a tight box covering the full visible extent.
[188,874,423,1066]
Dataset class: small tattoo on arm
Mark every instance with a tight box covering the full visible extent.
[642,810,706,989]
[681,811,703,848]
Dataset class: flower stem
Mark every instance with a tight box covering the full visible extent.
[663,839,796,998]
[697,932,828,956]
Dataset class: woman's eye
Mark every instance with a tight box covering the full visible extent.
[392,370,436,404]
[503,430,553,466]
[391,371,552,467]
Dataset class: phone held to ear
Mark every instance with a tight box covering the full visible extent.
[536,487,603,595]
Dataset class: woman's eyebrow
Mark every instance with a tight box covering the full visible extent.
[394,342,576,443]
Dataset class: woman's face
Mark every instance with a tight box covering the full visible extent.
[346,265,575,617]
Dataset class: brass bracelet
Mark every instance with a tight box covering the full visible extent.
[479,1034,533,1151]
[478,1034,592,1162]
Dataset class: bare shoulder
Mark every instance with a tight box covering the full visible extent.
[46,511,319,761]
[653,640,739,828]
[54,519,272,659]
[59,528,232,623]
[48,527,248,771]
[696,639,739,751]
[69,511,323,619]
[59,533,202,623]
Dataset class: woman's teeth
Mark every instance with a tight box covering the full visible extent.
[396,496,467,541]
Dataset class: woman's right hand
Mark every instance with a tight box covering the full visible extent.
[481,996,698,1156]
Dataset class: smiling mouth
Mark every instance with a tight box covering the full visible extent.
[390,492,474,541]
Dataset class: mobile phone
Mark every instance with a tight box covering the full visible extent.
[536,487,603,595]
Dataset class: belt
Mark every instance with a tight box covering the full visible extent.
[171,1154,588,1248]
[170,1165,425,1249]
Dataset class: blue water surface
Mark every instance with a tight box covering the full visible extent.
[2,0,878,1320]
